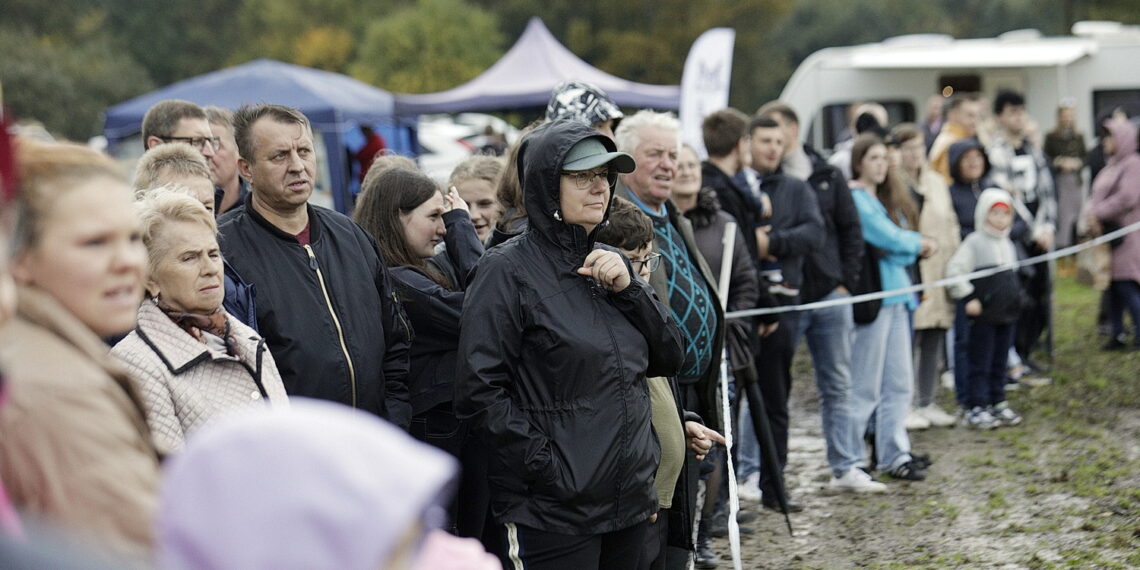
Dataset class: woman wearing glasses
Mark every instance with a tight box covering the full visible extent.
[456,120,684,569]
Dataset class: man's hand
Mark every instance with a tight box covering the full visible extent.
[965,299,982,316]
[685,421,726,461]
[758,321,779,338]
[577,249,631,292]
[755,225,772,258]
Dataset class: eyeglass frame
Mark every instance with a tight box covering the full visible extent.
[157,135,222,152]
[560,167,616,190]
[629,251,663,273]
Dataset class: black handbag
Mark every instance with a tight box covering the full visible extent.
[852,242,883,324]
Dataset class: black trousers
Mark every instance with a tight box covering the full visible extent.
[754,311,800,499]
[500,520,650,570]
[410,405,491,545]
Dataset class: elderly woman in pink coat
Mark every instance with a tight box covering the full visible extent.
[113,191,288,451]
[1087,117,1140,351]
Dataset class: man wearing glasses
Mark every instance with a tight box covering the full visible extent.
[141,99,221,184]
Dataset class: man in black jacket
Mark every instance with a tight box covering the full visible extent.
[758,103,887,494]
[732,117,824,511]
[218,104,412,427]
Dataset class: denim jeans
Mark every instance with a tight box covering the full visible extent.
[850,303,914,472]
[966,321,1014,408]
[795,289,859,477]
[1110,280,1140,338]
[737,392,761,480]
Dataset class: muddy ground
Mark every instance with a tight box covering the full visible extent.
[710,280,1140,569]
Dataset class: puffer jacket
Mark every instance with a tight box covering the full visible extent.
[947,137,993,239]
[455,120,684,535]
[0,287,161,561]
[218,197,412,426]
[946,189,1022,325]
[1088,118,1140,284]
[112,301,290,452]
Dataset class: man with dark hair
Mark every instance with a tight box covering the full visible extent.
[141,100,220,184]
[204,106,248,215]
[987,90,1056,372]
[217,104,412,427]
[929,95,982,182]
[732,116,825,511]
[757,103,883,494]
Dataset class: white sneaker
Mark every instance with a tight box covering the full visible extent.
[940,370,955,390]
[917,404,957,428]
[737,472,761,502]
[905,408,931,430]
[829,467,887,493]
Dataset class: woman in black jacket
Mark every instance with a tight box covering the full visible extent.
[353,167,490,541]
[456,120,685,569]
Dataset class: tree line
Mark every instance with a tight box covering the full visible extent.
[0,0,1134,141]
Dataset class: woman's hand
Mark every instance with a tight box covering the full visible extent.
[919,236,938,259]
[444,186,470,214]
[965,299,982,316]
[684,421,726,461]
[577,249,631,292]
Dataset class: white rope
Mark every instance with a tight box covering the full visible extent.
[725,219,1140,320]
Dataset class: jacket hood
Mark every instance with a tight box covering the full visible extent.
[975,187,1014,239]
[158,399,458,570]
[948,137,990,184]
[1105,118,1139,165]
[518,120,623,253]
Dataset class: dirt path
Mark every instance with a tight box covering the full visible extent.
[708,348,1140,569]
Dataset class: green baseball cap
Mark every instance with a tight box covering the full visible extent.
[561,137,636,173]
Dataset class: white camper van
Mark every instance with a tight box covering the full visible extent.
[779,21,1140,151]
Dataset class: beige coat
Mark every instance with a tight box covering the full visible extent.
[0,287,161,560]
[909,166,961,330]
[112,301,289,453]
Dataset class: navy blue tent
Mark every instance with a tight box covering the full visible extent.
[394,18,681,115]
[103,59,410,213]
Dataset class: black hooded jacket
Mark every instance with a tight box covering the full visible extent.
[948,138,995,239]
[455,121,685,535]
[217,196,412,426]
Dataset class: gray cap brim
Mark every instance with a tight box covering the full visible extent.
[561,137,636,173]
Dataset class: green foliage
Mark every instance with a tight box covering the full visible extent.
[349,0,504,93]
[0,26,154,141]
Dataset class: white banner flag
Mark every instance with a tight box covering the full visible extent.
[679,28,735,160]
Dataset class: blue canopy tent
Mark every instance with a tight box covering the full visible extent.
[103,59,411,214]
[394,18,681,114]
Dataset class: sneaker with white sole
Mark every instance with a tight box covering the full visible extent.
[737,472,761,502]
[916,404,957,428]
[965,406,999,430]
[829,467,887,493]
[905,408,931,430]
[990,401,1022,426]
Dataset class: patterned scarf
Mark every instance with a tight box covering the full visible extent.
[155,299,237,356]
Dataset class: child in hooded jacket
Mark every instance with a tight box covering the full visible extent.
[945,188,1024,429]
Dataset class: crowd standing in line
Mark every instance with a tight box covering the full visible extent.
[0,77,1137,569]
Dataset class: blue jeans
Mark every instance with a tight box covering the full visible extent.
[795,289,859,477]
[952,301,970,409]
[850,303,914,472]
[1110,280,1140,338]
[966,321,1014,408]
[737,392,760,480]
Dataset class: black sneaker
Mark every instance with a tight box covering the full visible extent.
[694,537,719,569]
[886,460,927,481]
[761,497,804,513]
[911,453,934,470]
[1102,335,1128,351]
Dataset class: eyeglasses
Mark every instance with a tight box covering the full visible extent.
[561,168,613,190]
[630,252,662,273]
[158,136,222,152]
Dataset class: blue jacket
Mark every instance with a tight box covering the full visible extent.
[851,187,921,308]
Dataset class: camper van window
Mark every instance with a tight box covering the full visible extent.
[1093,89,1140,125]
[818,101,915,152]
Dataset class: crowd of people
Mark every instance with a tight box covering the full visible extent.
[0,78,1137,570]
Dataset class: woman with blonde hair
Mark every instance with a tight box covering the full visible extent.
[0,139,159,560]
[112,190,288,452]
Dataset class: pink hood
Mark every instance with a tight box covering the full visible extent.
[1105,118,1139,165]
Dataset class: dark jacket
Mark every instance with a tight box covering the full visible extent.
[701,162,765,264]
[800,145,865,303]
[732,170,825,292]
[948,138,994,239]
[615,181,725,432]
[217,196,413,427]
[222,260,257,332]
[392,210,483,415]
[456,121,684,535]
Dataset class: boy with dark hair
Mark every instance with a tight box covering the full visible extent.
[595,196,723,570]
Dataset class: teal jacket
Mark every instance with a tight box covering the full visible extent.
[851,186,921,309]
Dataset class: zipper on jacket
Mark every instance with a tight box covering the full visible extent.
[598,294,630,517]
[303,244,358,408]
[391,291,414,342]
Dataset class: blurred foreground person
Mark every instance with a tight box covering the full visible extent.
[0,139,160,561]
[112,191,289,452]
[158,399,499,570]
[457,120,683,569]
